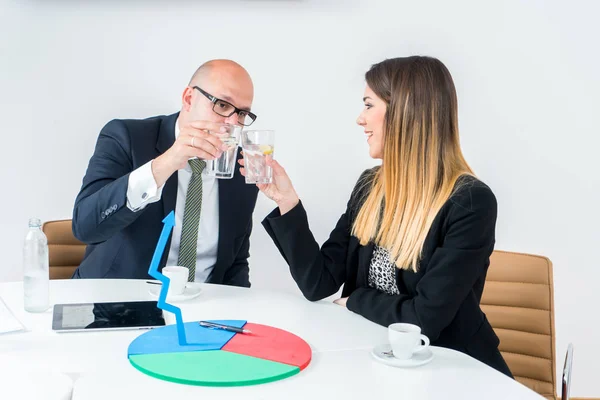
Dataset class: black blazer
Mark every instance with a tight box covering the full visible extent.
[262,169,512,377]
[72,113,259,287]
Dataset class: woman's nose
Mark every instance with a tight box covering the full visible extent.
[356,113,366,126]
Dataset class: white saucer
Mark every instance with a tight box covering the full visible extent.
[371,343,434,367]
[148,284,202,302]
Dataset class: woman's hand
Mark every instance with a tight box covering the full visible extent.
[239,155,300,215]
[333,297,348,307]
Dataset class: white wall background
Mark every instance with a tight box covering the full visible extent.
[1,0,598,396]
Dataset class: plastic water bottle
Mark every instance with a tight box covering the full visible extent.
[23,218,49,312]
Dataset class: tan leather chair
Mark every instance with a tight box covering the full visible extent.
[42,220,86,279]
[481,250,556,400]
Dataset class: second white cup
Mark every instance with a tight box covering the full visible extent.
[388,323,430,360]
[162,266,189,295]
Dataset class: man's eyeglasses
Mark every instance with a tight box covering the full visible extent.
[193,86,257,126]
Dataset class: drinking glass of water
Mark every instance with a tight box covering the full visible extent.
[204,124,242,179]
[241,130,275,184]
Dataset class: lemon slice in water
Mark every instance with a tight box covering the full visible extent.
[259,145,274,155]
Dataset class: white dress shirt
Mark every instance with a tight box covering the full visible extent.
[126,119,219,282]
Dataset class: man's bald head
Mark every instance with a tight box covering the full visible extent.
[189,59,254,98]
[180,59,255,126]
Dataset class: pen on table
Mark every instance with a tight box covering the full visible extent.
[199,321,252,334]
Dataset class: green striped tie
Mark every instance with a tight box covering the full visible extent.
[177,159,206,282]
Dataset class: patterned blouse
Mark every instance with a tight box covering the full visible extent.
[368,246,401,295]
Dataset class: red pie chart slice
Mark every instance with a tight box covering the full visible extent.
[221,323,312,370]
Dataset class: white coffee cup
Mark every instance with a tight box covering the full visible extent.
[388,323,430,360]
[162,266,189,295]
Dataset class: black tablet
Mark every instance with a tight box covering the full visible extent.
[52,300,166,332]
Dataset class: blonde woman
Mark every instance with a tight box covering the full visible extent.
[240,56,512,377]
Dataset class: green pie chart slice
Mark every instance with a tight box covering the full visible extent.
[129,350,300,386]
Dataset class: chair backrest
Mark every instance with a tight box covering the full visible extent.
[481,250,556,400]
[42,220,86,279]
[561,343,573,400]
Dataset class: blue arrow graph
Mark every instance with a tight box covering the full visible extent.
[147,211,187,345]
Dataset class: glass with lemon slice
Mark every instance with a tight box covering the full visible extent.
[241,130,275,184]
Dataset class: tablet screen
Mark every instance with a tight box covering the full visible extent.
[52,301,166,332]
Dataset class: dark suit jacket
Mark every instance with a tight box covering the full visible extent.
[72,113,259,287]
[262,169,512,376]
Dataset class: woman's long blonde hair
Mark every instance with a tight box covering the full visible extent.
[352,56,473,272]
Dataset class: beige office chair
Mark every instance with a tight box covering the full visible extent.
[481,250,557,400]
[42,219,86,279]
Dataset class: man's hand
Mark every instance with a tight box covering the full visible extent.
[152,121,230,187]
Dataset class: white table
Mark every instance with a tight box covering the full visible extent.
[0,368,72,400]
[0,279,544,400]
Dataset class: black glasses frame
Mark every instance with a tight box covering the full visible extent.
[193,86,257,126]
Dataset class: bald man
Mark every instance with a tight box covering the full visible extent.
[72,60,259,287]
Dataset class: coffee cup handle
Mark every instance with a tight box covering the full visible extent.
[413,334,430,353]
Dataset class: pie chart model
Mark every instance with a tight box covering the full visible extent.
[127,320,312,386]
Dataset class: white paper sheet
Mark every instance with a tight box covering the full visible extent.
[0,296,25,335]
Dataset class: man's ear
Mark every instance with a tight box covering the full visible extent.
[181,87,194,112]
